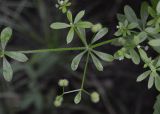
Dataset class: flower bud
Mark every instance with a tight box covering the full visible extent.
[58,79,69,87]
[91,23,102,33]
[90,92,100,103]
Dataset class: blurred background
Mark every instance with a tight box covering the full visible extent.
[0,0,158,114]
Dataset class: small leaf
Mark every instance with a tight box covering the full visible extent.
[71,51,86,71]
[155,76,160,91]
[153,94,160,114]
[134,32,147,45]
[67,10,73,22]
[140,2,149,26]
[67,27,74,44]
[129,49,140,65]
[1,27,12,50]
[92,50,114,62]
[5,51,28,62]
[117,14,126,22]
[148,72,155,89]
[156,57,160,67]
[50,22,70,29]
[148,6,156,17]
[156,1,160,14]
[91,28,108,44]
[76,21,92,28]
[124,5,138,23]
[74,92,81,104]
[90,53,103,71]
[74,10,85,23]
[137,70,151,82]
[3,57,13,82]
[138,48,149,63]
[149,39,160,47]
[128,23,138,29]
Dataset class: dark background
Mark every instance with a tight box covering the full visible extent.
[0,0,158,114]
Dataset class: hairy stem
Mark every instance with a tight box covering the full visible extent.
[16,47,86,54]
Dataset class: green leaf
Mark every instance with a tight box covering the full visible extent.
[152,0,160,9]
[153,94,160,114]
[74,10,85,24]
[67,10,73,22]
[129,49,140,65]
[128,23,138,29]
[148,6,156,17]
[50,22,70,29]
[140,2,149,26]
[156,1,160,14]
[90,53,103,71]
[156,57,160,67]
[91,28,108,44]
[117,14,126,22]
[77,28,86,41]
[92,50,114,62]
[67,27,74,44]
[71,51,86,71]
[149,39,160,47]
[155,76,160,91]
[124,5,138,23]
[3,57,13,82]
[134,32,147,45]
[1,27,12,50]
[76,21,92,28]
[145,27,158,34]
[148,72,155,89]
[74,92,81,104]
[5,51,28,62]
[138,48,149,63]
[137,70,151,82]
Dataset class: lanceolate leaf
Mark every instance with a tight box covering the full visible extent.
[74,92,81,104]
[155,76,160,91]
[140,2,149,26]
[134,32,147,45]
[50,22,70,29]
[137,70,151,82]
[149,39,160,47]
[124,5,138,23]
[153,94,160,114]
[148,73,155,89]
[92,50,114,62]
[5,51,28,62]
[90,53,103,71]
[3,57,13,82]
[76,21,92,28]
[129,49,140,65]
[74,10,85,24]
[67,27,74,44]
[71,51,86,71]
[67,10,73,22]
[156,1,160,14]
[138,48,149,63]
[77,28,86,42]
[91,28,108,44]
[1,27,12,50]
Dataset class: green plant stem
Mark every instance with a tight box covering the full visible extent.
[16,47,86,54]
[63,89,81,95]
[91,38,118,49]
[81,52,90,89]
